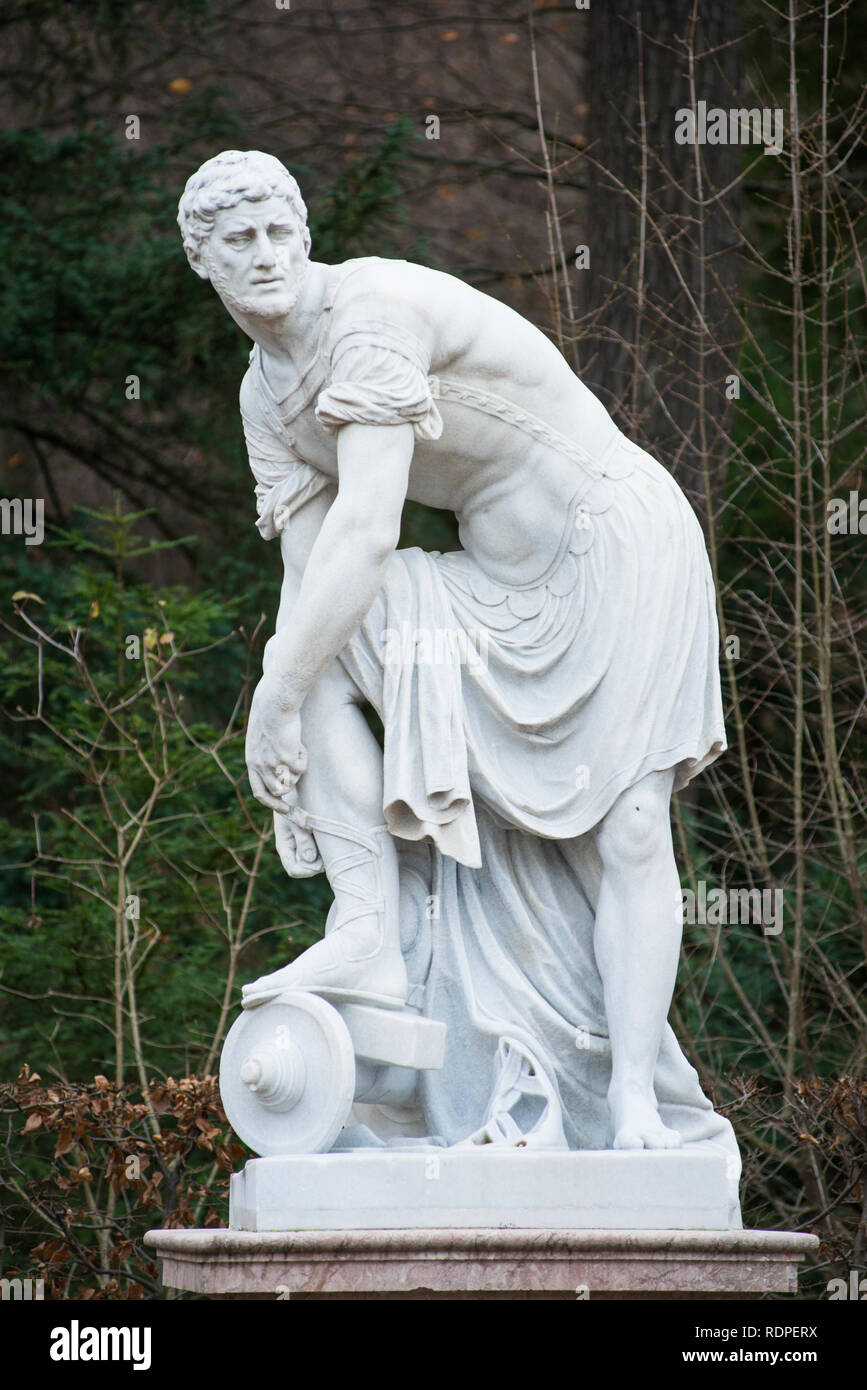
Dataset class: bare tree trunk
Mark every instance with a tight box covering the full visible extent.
[584,0,744,517]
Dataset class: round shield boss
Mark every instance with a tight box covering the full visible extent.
[220,991,355,1156]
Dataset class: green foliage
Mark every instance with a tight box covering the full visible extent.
[0,0,430,1094]
[0,100,425,554]
[0,121,251,544]
[310,117,423,263]
[0,504,330,1083]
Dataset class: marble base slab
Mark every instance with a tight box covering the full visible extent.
[228,1149,740,1232]
[144,1227,819,1299]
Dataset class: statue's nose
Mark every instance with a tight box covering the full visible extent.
[253,233,277,267]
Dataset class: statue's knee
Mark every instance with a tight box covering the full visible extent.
[596,788,670,869]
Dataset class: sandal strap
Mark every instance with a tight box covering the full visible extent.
[291,810,390,934]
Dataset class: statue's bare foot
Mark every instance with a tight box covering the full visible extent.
[609,1086,683,1149]
[242,917,407,1011]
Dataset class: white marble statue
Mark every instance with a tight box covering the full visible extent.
[178,150,738,1167]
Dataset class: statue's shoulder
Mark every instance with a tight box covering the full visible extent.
[328,254,450,303]
[238,346,283,439]
[325,257,459,355]
[238,349,263,417]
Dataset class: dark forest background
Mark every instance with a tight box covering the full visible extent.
[0,0,864,1299]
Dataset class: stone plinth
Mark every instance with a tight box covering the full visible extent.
[229,1149,739,1232]
[144,1227,819,1300]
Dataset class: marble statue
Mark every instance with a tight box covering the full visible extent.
[177,150,740,1202]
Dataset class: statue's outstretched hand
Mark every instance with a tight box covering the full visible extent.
[245,673,307,814]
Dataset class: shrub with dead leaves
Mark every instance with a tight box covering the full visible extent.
[0,1065,246,1299]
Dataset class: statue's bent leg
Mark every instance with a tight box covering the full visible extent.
[593,767,683,1149]
[242,660,407,1010]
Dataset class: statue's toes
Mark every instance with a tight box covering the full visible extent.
[654,1124,683,1149]
[613,1121,683,1150]
[612,1127,645,1150]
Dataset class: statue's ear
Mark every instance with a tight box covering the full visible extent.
[189,251,210,282]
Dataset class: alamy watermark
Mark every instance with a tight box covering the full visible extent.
[678,882,784,936]
[826,1270,867,1299]
[675,101,783,155]
[381,623,489,672]
[1,1276,44,1300]
[49,1321,151,1370]
[826,491,866,534]
[1,498,44,546]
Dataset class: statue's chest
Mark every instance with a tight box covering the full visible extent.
[285,400,340,480]
[259,355,340,480]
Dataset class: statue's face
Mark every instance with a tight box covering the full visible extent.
[201,195,309,318]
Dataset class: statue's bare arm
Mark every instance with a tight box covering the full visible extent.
[245,422,414,813]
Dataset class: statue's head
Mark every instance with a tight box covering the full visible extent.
[178,150,311,319]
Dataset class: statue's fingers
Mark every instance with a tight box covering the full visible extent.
[273,816,300,869]
[272,765,300,813]
[262,763,295,798]
[248,767,290,814]
[292,822,319,865]
[283,743,307,776]
[272,811,321,877]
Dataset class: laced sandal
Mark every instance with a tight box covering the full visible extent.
[242,812,407,1011]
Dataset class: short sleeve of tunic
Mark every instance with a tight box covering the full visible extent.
[315,319,443,442]
[240,363,333,541]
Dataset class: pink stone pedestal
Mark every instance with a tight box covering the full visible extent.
[144,1228,818,1300]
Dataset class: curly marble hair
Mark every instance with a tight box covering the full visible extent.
[177,150,311,270]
